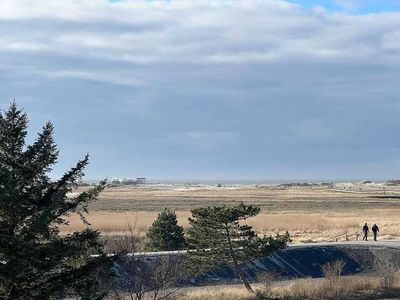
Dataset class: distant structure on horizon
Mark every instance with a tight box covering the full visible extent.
[386,179,400,186]
[136,177,146,184]
[110,177,147,186]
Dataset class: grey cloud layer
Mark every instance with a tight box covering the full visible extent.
[1,1,400,71]
[1,0,400,179]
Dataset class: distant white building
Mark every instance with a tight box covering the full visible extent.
[110,177,146,185]
[111,178,121,185]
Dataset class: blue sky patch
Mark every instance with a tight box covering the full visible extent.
[287,0,400,13]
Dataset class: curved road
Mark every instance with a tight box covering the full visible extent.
[290,239,400,248]
[133,239,400,257]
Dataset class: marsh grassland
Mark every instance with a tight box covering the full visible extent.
[63,183,400,243]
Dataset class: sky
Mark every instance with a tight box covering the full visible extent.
[1,0,400,181]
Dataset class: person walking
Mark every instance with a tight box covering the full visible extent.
[362,223,369,241]
[372,223,379,241]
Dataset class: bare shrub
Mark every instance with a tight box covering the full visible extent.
[321,260,345,281]
[107,255,184,300]
[320,260,347,298]
[104,221,146,254]
[256,271,279,296]
[104,233,146,254]
[103,222,185,300]
[289,278,317,299]
[373,251,400,289]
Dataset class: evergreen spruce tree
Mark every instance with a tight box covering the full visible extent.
[186,202,290,293]
[146,208,185,251]
[0,102,110,299]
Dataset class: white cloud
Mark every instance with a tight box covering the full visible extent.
[34,69,146,86]
[0,1,399,62]
[0,0,400,87]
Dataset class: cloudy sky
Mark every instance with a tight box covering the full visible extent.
[1,0,400,181]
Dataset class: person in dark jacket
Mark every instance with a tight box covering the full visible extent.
[362,223,369,241]
[372,224,379,241]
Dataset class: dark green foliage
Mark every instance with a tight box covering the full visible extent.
[0,102,111,299]
[146,208,185,251]
[186,202,290,292]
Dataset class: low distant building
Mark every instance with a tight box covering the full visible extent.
[110,177,146,186]
[136,177,146,185]
[121,178,137,185]
[111,178,121,185]
[386,179,400,186]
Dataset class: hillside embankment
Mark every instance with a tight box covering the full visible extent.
[128,241,400,286]
[191,241,400,286]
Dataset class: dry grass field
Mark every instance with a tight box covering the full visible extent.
[181,275,400,300]
[84,183,400,212]
[63,183,400,243]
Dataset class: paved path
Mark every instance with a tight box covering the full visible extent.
[134,240,400,257]
[290,240,400,248]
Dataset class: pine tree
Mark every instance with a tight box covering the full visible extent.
[146,208,185,251]
[186,202,290,293]
[0,102,110,299]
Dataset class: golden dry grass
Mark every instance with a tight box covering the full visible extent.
[84,184,400,212]
[62,184,400,243]
[275,274,400,299]
[61,208,400,243]
[181,275,400,300]
[182,286,257,300]
[281,276,378,299]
